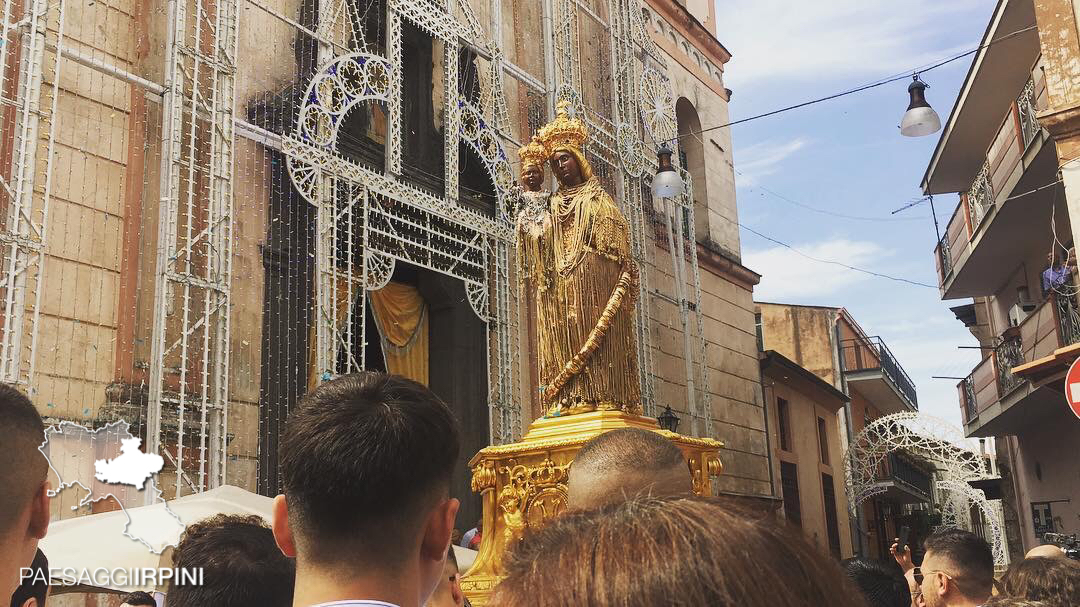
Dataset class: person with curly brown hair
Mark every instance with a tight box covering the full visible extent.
[491,494,867,607]
[167,514,294,607]
[999,556,1080,607]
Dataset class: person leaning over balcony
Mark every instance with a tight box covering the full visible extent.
[1041,248,1075,297]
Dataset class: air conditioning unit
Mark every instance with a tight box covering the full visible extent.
[1008,300,1036,327]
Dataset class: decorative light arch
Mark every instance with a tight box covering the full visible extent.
[845,412,1008,564]
[282,0,522,443]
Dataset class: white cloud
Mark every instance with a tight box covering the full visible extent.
[716,0,985,91]
[735,137,809,186]
[744,237,885,300]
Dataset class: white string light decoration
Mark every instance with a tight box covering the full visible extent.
[0,0,718,509]
[845,411,1008,564]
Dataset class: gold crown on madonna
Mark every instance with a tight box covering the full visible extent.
[536,100,588,153]
[518,139,547,168]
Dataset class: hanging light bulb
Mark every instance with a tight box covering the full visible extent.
[900,75,942,137]
[652,143,685,198]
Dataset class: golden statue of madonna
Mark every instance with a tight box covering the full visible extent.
[519,101,642,417]
[462,108,721,605]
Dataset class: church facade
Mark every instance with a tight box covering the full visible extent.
[0,0,775,545]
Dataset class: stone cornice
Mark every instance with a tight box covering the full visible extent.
[1037,102,1080,145]
[644,0,731,66]
[696,241,761,291]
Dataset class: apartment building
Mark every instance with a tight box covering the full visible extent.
[758,303,931,559]
[760,348,853,557]
[921,0,1080,552]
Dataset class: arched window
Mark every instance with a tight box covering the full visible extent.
[676,97,709,242]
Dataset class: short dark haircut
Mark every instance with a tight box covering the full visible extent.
[924,529,995,601]
[0,384,46,534]
[119,591,156,606]
[843,558,911,607]
[280,372,461,565]
[167,514,293,607]
[10,548,48,607]
[573,427,685,474]
[1001,556,1080,606]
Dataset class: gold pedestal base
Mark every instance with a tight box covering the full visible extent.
[459,410,723,605]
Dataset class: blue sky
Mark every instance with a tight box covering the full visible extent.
[715,0,996,427]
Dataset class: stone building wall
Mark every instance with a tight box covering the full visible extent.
[641,0,774,499]
[11,0,779,530]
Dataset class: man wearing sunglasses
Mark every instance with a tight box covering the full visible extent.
[910,530,995,607]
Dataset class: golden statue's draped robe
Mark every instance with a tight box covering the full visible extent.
[523,176,641,415]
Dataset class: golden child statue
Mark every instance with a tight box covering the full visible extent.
[515,139,553,296]
[525,101,642,416]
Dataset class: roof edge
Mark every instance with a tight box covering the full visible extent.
[920,0,1011,194]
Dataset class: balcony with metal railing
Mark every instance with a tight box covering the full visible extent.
[957,289,1080,436]
[840,336,918,414]
[872,452,934,505]
[931,60,1058,300]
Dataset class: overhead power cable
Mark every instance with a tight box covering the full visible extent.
[736,168,927,223]
[738,223,938,289]
[663,24,1038,144]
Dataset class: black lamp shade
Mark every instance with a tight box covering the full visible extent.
[658,406,680,433]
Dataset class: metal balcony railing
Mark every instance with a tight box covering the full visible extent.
[962,373,977,421]
[877,452,933,498]
[967,160,994,231]
[841,336,918,409]
[994,334,1025,396]
[1018,78,1040,149]
[938,232,953,278]
[1055,291,1080,347]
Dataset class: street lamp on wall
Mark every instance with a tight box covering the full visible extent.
[652,144,685,198]
[657,405,680,433]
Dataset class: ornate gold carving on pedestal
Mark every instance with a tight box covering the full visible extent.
[496,457,570,547]
[459,410,724,606]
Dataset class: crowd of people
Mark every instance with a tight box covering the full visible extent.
[2,374,1078,606]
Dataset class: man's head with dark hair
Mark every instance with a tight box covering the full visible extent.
[1000,556,1080,607]
[844,558,911,607]
[118,591,156,607]
[567,427,690,510]
[168,514,293,607]
[272,372,461,607]
[919,529,995,607]
[0,384,50,602]
[9,548,48,607]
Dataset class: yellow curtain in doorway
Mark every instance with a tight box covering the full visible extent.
[369,282,429,386]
